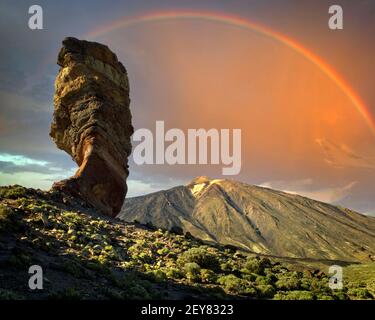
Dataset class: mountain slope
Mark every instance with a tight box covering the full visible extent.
[4,184,371,300]
[119,177,375,262]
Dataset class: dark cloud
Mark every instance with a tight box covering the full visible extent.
[0,157,73,175]
[0,160,47,174]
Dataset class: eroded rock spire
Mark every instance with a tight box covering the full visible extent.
[50,37,133,217]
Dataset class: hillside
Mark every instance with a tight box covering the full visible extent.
[1,185,373,300]
[119,177,375,262]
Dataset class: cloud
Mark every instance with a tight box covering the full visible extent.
[315,138,375,169]
[0,152,76,189]
[0,153,51,174]
[364,209,375,217]
[260,178,313,190]
[0,153,48,167]
[126,179,163,198]
[260,178,357,203]
[0,171,55,190]
[126,171,187,198]
[0,169,76,190]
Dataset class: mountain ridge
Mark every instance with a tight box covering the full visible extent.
[119,177,375,262]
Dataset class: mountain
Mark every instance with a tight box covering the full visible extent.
[119,176,375,262]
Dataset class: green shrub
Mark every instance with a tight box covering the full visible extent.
[217,274,256,296]
[255,275,273,285]
[200,269,217,283]
[220,262,233,272]
[300,277,312,290]
[257,284,276,298]
[316,294,334,300]
[274,290,315,300]
[157,248,170,256]
[126,283,152,299]
[110,274,155,299]
[332,290,349,300]
[263,269,278,280]
[0,205,15,231]
[102,288,124,299]
[0,186,27,199]
[275,274,301,291]
[347,288,373,299]
[244,285,258,297]
[217,274,241,290]
[165,267,183,279]
[271,264,288,274]
[184,262,201,282]
[48,288,81,300]
[309,278,329,292]
[244,257,270,275]
[241,273,257,282]
[178,246,220,271]
[0,289,23,300]
[138,252,153,263]
[151,269,167,282]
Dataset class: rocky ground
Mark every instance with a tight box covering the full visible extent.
[0,185,374,300]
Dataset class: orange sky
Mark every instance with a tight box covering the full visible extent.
[93,20,375,187]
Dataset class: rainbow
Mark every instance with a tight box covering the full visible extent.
[85,10,375,137]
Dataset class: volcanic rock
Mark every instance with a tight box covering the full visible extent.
[50,37,133,217]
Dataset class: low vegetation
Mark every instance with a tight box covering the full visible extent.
[343,263,375,299]
[0,185,373,300]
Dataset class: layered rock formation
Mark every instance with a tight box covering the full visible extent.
[50,37,133,217]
